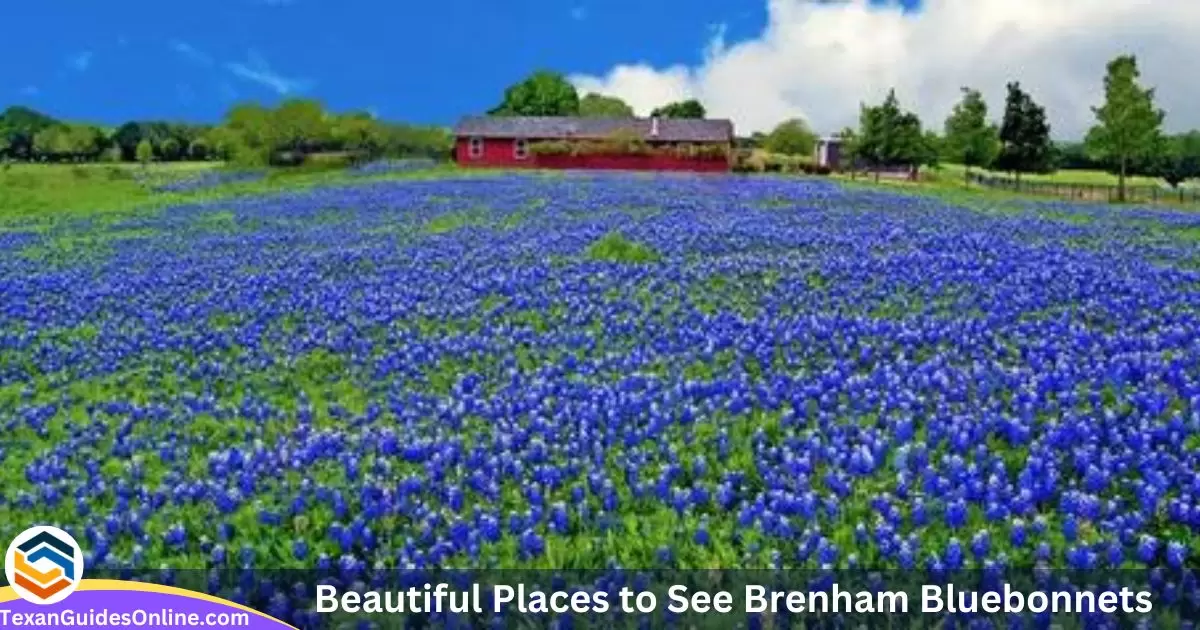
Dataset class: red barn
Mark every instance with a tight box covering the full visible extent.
[452,115,734,172]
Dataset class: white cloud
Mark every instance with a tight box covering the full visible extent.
[170,39,212,67]
[225,50,312,95]
[570,6,587,21]
[569,0,1200,137]
[67,51,93,72]
[17,85,39,97]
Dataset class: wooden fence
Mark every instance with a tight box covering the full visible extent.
[965,172,1200,205]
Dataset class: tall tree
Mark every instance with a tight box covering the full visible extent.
[995,82,1054,184]
[650,99,706,119]
[855,90,926,180]
[489,71,580,116]
[763,118,817,156]
[1085,55,1165,202]
[579,93,634,118]
[942,87,999,181]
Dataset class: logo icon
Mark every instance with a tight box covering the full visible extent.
[5,526,84,605]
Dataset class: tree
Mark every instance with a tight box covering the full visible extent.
[489,71,580,116]
[31,124,104,161]
[942,87,999,181]
[331,112,385,157]
[159,137,182,161]
[220,103,277,165]
[995,82,1054,184]
[763,118,817,156]
[855,90,926,180]
[920,131,942,169]
[136,139,154,165]
[189,138,211,161]
[836,127,859,174]
[1085,55,1165,202]
[272,98,331,155]
[579,93,634,118]
[1159,131,1200,188]
[111,121,207,161]
[650,99,706,119]
[0,106,58,159]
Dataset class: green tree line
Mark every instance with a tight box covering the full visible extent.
[0,100,453,167]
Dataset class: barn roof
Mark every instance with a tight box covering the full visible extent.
[453,116,734,143]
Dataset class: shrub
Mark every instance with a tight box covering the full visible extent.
[797,162,833,176]
[669,144,730,160]
[585,231,660,264]
[529,141,573,156]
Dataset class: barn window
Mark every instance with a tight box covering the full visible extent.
[468,137,484,159]
[513,138,529,160]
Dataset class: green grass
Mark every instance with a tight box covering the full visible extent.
[835,166,1200,213]
[933,162,1164,187]
[0,161,474,228]
[424,208,491,234]
[585,231,661,264]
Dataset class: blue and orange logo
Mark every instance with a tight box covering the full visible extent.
[4,526,84,605]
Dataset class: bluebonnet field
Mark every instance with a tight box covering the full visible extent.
[139,169,269,194]
[2,172,1200,625]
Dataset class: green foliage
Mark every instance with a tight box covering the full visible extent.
[0,106,59,159]
[670,143,729,160]
[585,231,661,264]
[159,137,182,161]
[273,98,331,153]
[188,138,211,161]
[529,135,728,160]
[207,101,450,167]
[1158,131,1200,188]
[111,120,209,162]
[650,99,706,119]
[763,118,817,156]
[855,89,928,172]
[942,87,1000,176]
[920,131,942,168]
[578,93,634,118]
[135,139,154,165]
[1085,55,1165,201]
[837,127,859,166]
[31,124,106,161]
[529,140,575,156]
[489,70,580,116]
[996,82,1055,179]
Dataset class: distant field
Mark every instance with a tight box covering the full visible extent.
[933,162,1165,187]
[0,160,462,225]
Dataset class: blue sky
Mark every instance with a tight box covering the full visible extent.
[0,0,780,125]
